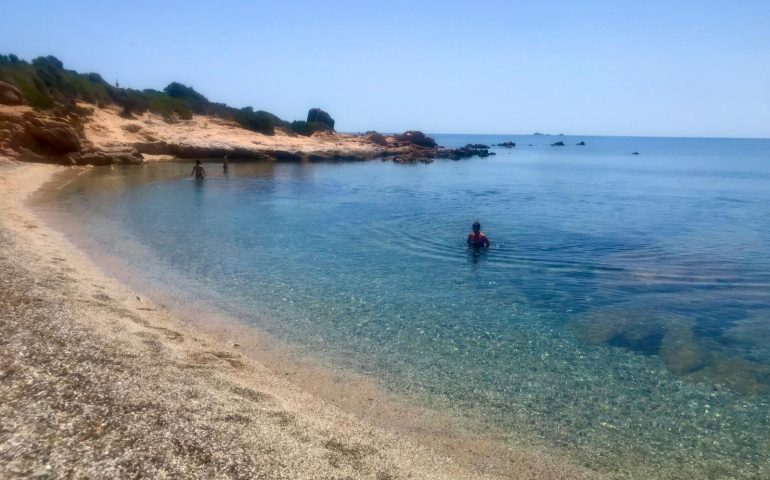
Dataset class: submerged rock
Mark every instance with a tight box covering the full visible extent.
[551,141,566,147]
[576,141,586,146]
[496,141,516,148]
[659,324,706,374]
[574,309,661,349]
[692,356,770,395]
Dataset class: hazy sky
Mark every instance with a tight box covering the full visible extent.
[2,1,769,137]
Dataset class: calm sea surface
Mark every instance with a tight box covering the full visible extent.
[50,135,770,478]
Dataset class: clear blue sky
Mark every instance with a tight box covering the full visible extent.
[2,0,768,137]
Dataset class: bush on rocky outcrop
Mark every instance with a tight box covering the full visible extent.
[0,53,327,139]
[365,131,388,146]
[163,82,209,114]
[395,131,437,148]
[234,107,280,135]
[290,120,331,136]
[306,108,335,130]
[0,54,113,109]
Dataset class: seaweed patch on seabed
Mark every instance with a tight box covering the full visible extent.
[572,306,770,394]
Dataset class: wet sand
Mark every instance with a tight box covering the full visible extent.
[0,160,602,479]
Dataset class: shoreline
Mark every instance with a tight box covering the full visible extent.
[0,160,602,479]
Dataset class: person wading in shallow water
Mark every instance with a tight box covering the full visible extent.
[191,160,206,180]
[467,221,490,248]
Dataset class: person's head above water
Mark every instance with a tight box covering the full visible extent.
[468,221,490,248]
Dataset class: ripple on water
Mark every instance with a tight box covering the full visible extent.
[50,146,770,479]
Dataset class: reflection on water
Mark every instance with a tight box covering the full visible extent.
[50,136,770,479]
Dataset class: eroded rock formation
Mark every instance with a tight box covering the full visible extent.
[0,80,25,105]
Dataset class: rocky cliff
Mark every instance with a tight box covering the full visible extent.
[0,95,487,166]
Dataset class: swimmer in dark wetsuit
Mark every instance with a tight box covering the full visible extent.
[191,160,206,180]
[467,221,490,248]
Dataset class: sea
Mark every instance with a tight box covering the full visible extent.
[43,134,770,479]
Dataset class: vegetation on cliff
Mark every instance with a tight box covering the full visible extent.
[0,54,330,136]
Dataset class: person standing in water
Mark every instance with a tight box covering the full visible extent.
[467,221,490,248]
[191,160,206,180]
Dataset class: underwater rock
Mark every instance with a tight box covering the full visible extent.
[496,141,516,147]
[720,312,770,348]
[660,324,706,374]
[692,356,770,395]
[576,141,586,146]
[574,308,663,355]
[551,141,565,147]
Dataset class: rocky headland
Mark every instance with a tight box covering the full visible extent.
[0,100,487,167]
[0,55,491,167]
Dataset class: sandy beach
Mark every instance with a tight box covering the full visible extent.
[0,160,602,479]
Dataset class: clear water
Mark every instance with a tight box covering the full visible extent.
[51,135,770,478]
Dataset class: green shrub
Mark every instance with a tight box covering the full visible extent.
[235,107,278,135]
[290,120,331,136]
[163,82,208,113]
[306,108,335,130]
[0,53,300,132]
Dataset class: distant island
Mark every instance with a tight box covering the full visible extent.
[0,54,492,166]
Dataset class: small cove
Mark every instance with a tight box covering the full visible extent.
[39,135,770,479]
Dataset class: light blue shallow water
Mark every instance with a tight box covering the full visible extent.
[52,135,770,478]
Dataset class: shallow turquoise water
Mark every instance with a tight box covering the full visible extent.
[53,135,770,478]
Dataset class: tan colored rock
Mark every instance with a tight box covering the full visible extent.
[0,80,25,105]
[22,111,81,154]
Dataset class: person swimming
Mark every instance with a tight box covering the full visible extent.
[467,221,490,248]
[191,160,206,180]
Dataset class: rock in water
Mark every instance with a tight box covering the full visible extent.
[394,131,437,148]
[576,141,586,146]
[660,324,706,374]
[306,108,335,130]
[0,80,25,105]
[551,141,565,147]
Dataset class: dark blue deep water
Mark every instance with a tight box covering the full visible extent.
[52,135,770,479]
